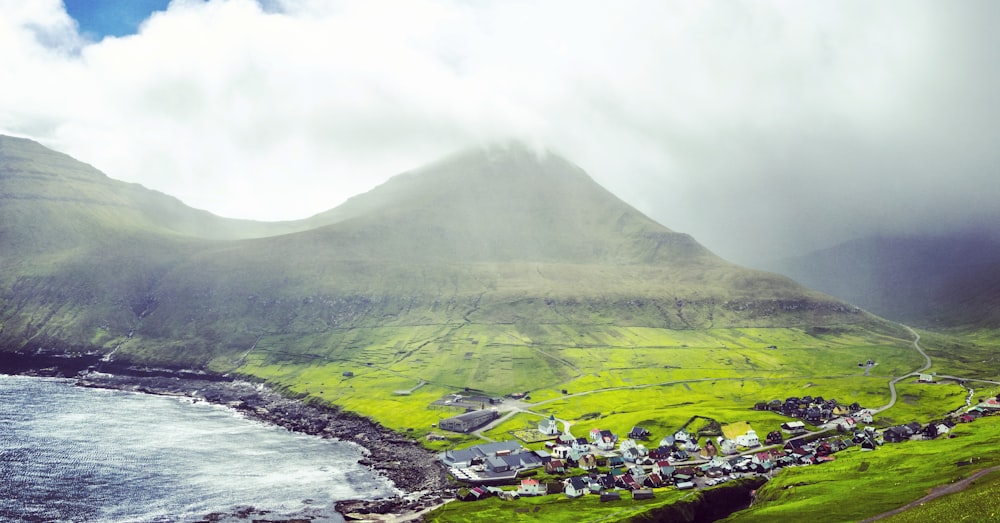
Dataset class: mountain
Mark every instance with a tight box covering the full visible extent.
[763,234,1000,329]
[0,136,890,371]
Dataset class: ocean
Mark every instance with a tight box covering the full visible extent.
[0,374,397,522]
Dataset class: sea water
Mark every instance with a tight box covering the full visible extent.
[0,375,396,522]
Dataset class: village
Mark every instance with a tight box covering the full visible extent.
[434,391,1000,503]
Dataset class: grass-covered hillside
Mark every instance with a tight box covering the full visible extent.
[1,136,892,369]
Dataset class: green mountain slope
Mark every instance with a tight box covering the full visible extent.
[0,136,891,370]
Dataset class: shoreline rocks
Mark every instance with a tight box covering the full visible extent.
[73,371,453,521]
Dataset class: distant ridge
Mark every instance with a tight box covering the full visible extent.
[0,135,892,369]
[0,134,306,243]
[765,234,1000,328]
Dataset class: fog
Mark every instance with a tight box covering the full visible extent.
[2,0,998,264]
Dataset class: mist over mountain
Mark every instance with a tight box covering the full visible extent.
[763,234,1000,329]
[0,136,888,369]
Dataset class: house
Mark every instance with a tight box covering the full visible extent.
[835,417,857,432]
[600,491,622,502]
[587,476,603,493]
[572,437,591,453]
[629,426,651,440]
[597,473,617,490]
[644,473,664,488]
[590,429,618,451]
[781,421,806,434]
[918,373,935,383]
[883,425,916,443]
[578,454,598,470]
[674,429,692,443]
[717,436,739,455]
[538,414,560,436]
[649,446,672,460]
[854,409,874,424]
[619,439,648,462]
[458,486,490,501]
[765,430,783,445]
[439,409,499,433]
[545,459,566,474]
[564,477,589,498]
[735,429,760,448]
[441,440,524,468]
[551,445,571,460]
[518,478,544,496]
[676,481,695,490]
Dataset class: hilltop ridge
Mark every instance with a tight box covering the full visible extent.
[0,136,891,371]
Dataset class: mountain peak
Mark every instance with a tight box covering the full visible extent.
[302,141,715,266]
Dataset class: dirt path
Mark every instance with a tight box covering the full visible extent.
[860,465,1000,522]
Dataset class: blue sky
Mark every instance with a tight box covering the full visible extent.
[64,0,171,38]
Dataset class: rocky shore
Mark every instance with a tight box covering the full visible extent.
[74,371,453,522]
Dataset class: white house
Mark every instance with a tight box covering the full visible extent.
[518,478,544,496]
[552,445,572,460]
[735,429,760,448]
[717,436,739,455]
[564,477,588,498]
[619,439,648,462]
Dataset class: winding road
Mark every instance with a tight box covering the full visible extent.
[872,325,931,414]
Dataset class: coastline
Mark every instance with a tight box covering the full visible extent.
[2,356,452,522]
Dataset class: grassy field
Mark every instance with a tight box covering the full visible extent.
[234,326,925,442]
[879,469,1000,523]
[425,487,689,523]
[231,323,999,523]
[724,416,1000,522]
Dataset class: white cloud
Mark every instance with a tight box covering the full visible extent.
[1,0,998,262]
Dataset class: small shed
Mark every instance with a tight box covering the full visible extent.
[632,489,655,500]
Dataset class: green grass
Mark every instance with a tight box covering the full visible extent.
[879,469,1000,523]
[426,487,688,523]
[725,416,1000,522]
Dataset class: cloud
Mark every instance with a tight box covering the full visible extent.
[1,0,998,263]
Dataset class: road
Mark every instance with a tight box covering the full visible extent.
[860,465,1000,522]
[872,325,931,415]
